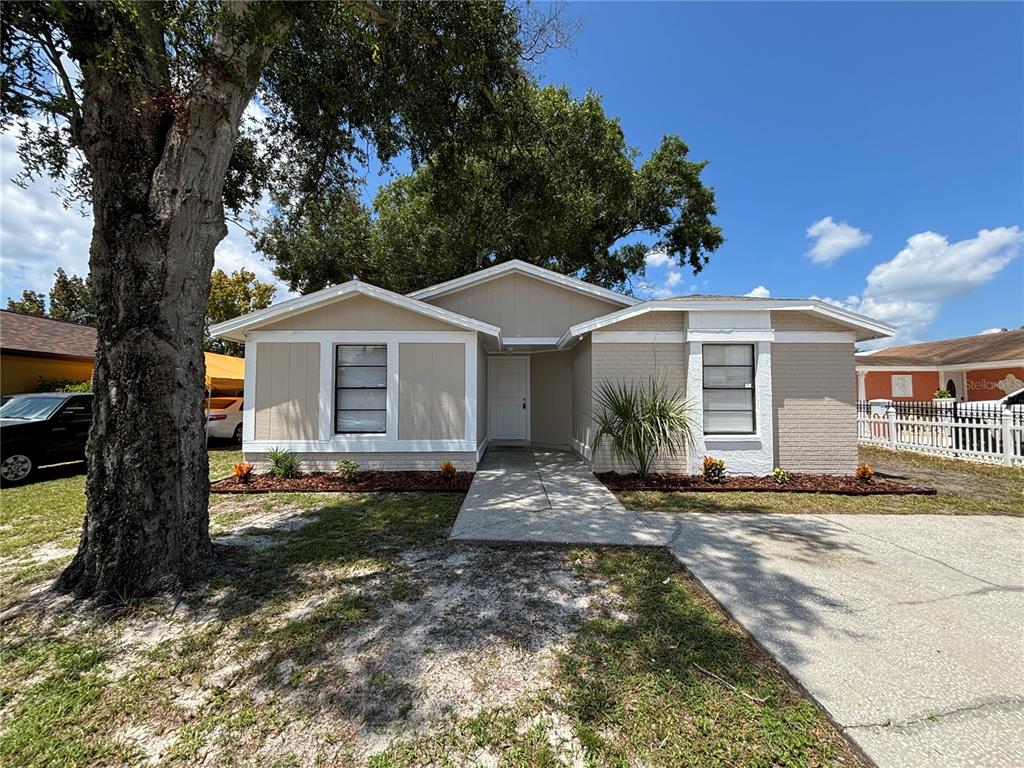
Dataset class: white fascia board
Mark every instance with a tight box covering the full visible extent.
[563,298,895,342]
[407,259,640,307]
[209,280,502,343]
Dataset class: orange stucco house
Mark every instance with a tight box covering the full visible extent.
[855,329,1024,402]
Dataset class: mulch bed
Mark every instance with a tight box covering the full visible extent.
[210,471,473,494]
[596,472,935,496]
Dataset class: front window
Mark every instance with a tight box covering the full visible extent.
[0,396,67,421]
[702,344,755,434]
[334,345,387,434]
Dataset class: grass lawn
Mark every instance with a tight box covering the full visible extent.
[0,445,242,608]
[618,446,1024,516]
[0,467,864,765]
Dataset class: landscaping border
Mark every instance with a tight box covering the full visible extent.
[210,471,473,494]
[596,472,935,496]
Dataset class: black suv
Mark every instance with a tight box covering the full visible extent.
[0,393,93,484]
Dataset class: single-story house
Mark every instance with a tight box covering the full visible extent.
[0,309,245,395]
[855,330,1024,402]
[211,260,893,475]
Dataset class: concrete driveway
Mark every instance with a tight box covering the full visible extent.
[641,512,1024,768]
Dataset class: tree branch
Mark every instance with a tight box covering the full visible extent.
[38,27,83,142]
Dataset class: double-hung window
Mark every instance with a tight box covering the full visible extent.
[702,344,755,434]
[335,345,387,434]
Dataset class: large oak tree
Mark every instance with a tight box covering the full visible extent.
[260,83,724,295]
[1,0,536,600]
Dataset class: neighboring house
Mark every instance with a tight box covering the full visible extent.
[855,330,1024,402]
[212,260,893,475]
[0,309,245,395]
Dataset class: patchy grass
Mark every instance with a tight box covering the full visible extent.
[0,491,863,767]
[0,448,244,609]
[619,446,1023,516]
[208,442,244,480]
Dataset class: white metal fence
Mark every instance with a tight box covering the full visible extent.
[857,400,1024,467]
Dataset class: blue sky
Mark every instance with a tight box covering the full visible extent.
[1,2,1021,347]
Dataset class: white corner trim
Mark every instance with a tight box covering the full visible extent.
[475,437,490,463]
[210,280,502,342]
[774,331,856,343]
[407,259,639,307]
[591,331,687,343]
[242,337,257,442]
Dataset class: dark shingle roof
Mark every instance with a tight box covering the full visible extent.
[855,330,1024,367]
[0,310,97,359]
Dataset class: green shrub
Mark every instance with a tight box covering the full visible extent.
[34,378,92,393]
[335,459,359,482]
[266,447,302,479]
[591,378,695,480]
[933,389,952,399]
[772,467,789,484]
[702,456,726,484]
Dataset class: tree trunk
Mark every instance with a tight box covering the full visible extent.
[56,6,276,601]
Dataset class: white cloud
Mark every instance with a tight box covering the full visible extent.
[644,250,672,269]
[821,226,1023,348]
[979,327,1007,335]
[0,124,294,307]
[805,216,872,264]
[665,270,683,288]
[744,285,770,298]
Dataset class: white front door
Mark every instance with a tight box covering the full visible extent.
[489,356,530,442]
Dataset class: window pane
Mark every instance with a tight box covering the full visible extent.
[337,345,387,366]
[703,410,755,433]
[336,389,386,410]
[337,366,387,389]
[703,366,754,388]
[703,344,753,366]
[703,389,753,411]
[336,410,386,433]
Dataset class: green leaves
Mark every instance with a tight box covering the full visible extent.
[592,378,695,479]
[205,268,276,356]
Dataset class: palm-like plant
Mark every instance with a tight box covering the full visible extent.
[591,378,695,479]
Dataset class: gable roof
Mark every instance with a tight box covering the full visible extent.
[855,329,1024,368]
[209,281,503,342]
[407,259,640,307]
[559,296,894,345]
[0,310,97,359]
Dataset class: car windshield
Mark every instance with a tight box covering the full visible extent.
[0,396,66,421]
[205,398,239,410]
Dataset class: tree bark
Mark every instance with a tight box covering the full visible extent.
[56,5,277,600]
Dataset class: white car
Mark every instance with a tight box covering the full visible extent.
[205,397,244,442]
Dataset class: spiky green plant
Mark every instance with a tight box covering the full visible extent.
[591,378,695,479]
[266,447,303,479]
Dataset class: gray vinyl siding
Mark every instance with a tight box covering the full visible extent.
[530,350,574,448]
[253,342,320,441]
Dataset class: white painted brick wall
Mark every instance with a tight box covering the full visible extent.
[244,451,477,472]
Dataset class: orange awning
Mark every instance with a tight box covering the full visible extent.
[204,351,244,392]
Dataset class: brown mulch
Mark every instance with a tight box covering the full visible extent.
[596,472,935,496]
[210,471,473,494]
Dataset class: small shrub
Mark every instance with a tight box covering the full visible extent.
[266,447,302,479]
[336,459,359,482]
[702,456,726,484]
[855,463,874,482]
[772,467,789,484]
[34,378,92,393]
[440,460,457,482]
[232,462,254,484]
[933,389,952,399]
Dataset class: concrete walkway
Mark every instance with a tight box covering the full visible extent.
[450,448,662,545]
[449,449,1024,768]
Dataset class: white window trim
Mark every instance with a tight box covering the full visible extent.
[686,341,775,475]
[246,330,477,454]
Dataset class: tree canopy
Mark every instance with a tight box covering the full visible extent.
[205,268,276,356]
[5,290,46,316]
[259,83,723,295]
